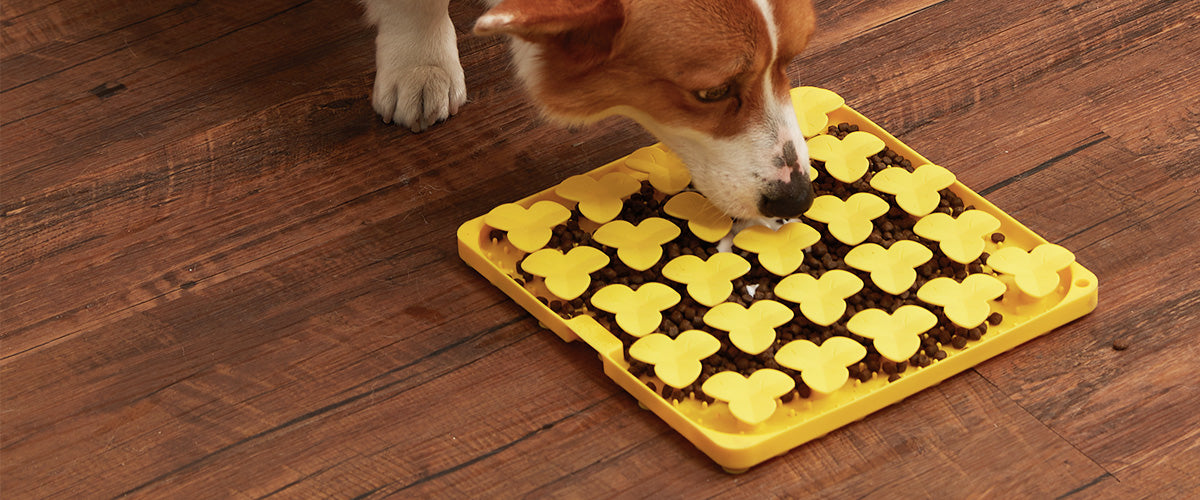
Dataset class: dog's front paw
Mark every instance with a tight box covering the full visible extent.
[369,0,467,133]
[373,60,466,132]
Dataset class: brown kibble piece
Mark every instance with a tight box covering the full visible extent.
[991,232,1006,243]
[1112,338,1130,351]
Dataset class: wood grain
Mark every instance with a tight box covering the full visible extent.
[2,0,1197,497]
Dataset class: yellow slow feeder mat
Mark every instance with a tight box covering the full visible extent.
[457,87,1099,472]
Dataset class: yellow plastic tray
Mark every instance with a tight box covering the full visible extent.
[457,88,1098,472]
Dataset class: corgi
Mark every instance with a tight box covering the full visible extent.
[364,0,817,220]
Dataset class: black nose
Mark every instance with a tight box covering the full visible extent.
[758,169,815,218]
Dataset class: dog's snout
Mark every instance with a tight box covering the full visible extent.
[758,140,814,218]
[758,169,815,218]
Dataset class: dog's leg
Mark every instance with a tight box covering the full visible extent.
[364,0,466,132]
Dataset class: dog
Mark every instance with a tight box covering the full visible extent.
[364,0,817,220]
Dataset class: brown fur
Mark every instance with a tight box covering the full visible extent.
[476,0,816,137]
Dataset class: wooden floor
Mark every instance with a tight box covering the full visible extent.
[3,0,1198,497]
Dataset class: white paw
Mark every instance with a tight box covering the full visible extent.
[370,14,466,132]
[373,61,466,132]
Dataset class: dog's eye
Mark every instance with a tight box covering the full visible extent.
[694,84,732,103]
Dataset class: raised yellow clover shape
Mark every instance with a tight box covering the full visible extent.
[589,282,682,337]
[917,274,1006,329]
[843,240,934,295]
[663,191,733,243]
[520,246,609,300]
[790,86,846,138]
[846,305,937,363]
[701,369,795,425]
[554,172,642,224]
[731,221,821,276]
[628,330,721,389]
[804,193,890,246]
[774,269,864,326]
[591,217,681,271]
[912,210,1002,264]
[806,131,886,183]
[703,300,794,355]
[483,200,571,253]
[661,252,751,306]
[987,244,1077,298]
[623,145,692,195]
[774,337,867,395]
[869,164,957,216]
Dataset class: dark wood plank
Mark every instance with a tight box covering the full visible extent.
[392,372,1114,498]
[1,0,372,194]
[1113,429,1200,497]
[2,0,1198,497]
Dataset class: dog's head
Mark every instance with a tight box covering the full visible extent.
[476,0,817,220]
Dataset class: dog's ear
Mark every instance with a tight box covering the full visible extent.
[474,0,624,64]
